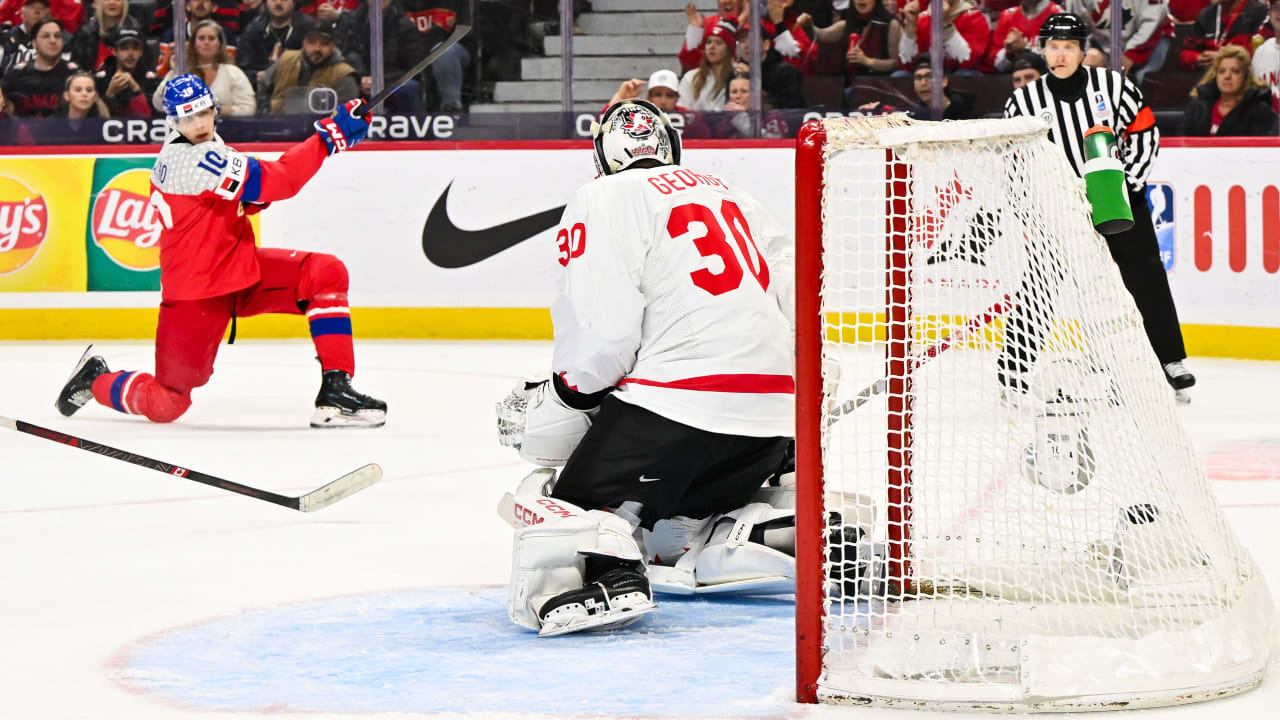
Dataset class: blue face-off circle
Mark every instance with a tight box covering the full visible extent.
[117,588,798,717]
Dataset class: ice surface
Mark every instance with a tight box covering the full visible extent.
[1,340,1277,719]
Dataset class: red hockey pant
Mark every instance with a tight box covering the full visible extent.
[91,248,355,423]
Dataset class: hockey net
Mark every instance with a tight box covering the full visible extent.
[793,116,1273,711]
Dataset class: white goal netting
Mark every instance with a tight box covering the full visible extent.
[803,116,1273,711]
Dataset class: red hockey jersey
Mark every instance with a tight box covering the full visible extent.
[147,133,329,301]
[899,3,993,72]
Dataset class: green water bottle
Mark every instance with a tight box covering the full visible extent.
[1082,125,1134,235]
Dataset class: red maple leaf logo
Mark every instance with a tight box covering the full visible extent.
[918,176,971,249]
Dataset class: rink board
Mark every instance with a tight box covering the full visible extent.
[0,139,1277,358]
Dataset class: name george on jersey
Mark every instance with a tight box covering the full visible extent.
[646,169,730,196]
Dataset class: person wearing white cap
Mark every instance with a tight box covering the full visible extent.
[604,68,685,113]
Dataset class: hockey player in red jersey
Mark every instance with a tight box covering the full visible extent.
[56,73,386,428]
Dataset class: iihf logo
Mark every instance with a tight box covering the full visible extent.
[1146,183,1175,271]
[619,108,655,138]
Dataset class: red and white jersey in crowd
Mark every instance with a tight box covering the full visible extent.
[899,1,993,71]
[0,0,84,33]
[550,165,795,438]
[986,0,1064,71]
[1254,38,1280,112]
[148,132,329,302]
[1065,0,1172,66]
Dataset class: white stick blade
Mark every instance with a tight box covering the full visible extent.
[298,463,383,512]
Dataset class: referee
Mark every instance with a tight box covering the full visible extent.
[1003,13,1196,400]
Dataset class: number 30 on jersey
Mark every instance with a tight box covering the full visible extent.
[556,223,586,267]
[669,199,769,296]
[557,200,769,297]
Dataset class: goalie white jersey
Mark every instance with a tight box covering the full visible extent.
[550,165,795,438]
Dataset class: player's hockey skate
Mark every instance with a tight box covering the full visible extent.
[55,346,109,417]
[311,370,387,428]
[537,559,657,637]
[1163,361,1195,405]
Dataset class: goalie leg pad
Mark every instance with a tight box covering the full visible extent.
[695,503,798,589]
[643,484,879,596]
[508,501,650,633]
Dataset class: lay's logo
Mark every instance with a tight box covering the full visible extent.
[91,169,164,271]
[0,175,49,275]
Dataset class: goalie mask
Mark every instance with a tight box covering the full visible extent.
[592,100,682,176]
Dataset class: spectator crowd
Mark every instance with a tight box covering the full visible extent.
[0,0,473,126]
[605,0,1277,135]
[0,0,1276,136]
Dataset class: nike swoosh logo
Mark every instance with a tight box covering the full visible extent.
[638,475,660,483]
[421,181,566,268]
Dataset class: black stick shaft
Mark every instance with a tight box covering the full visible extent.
[7,417,300,510]
[362,24,471,116]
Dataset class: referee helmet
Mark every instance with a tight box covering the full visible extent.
[1038,13,1090,49]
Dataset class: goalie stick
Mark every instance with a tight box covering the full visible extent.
[0,415,382,512]
[355,23,472,117]
[825,293,1014,425]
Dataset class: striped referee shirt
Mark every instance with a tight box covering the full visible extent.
[1004,66,1159,192]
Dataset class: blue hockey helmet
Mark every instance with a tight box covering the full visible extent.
[162,74,217,118]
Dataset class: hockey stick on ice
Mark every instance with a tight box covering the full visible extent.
[825,293,1015,426]
[355,23,472,117]
[0,415,382,512]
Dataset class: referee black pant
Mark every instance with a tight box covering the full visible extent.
[1106,186,1187,365]
[999,185,1187,387]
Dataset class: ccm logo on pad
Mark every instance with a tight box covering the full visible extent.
[513,498,577,525]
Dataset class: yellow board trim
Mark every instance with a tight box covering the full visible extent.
[819,312,1280,360]
[0,307,1276,359]
[0,307,553,341]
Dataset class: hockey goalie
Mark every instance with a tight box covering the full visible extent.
[493,100,800,637]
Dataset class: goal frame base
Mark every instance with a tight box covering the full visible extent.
[817,669,1266,713]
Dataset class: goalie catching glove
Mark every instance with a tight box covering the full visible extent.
[495,373,598,467]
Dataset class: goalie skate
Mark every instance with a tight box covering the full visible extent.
[311,370,387,428]
[537,563,657,637]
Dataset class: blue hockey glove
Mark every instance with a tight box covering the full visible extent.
[314,99,370,155]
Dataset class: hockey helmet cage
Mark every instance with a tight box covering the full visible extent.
[162,73,217,118]
[591,99,682,176]
[1037,13,1090,49]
